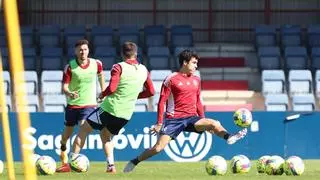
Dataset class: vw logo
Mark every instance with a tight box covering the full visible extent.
[164,131,212,162]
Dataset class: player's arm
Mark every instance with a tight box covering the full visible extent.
[99,64,121,99]
[196,80,205,118]
[62,65,78,99]
[150,80,171,135]
[138,72,155,99]
[96,60,106,92]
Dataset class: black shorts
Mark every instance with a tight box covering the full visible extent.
[64,106,96,127]
[86,107,128,135]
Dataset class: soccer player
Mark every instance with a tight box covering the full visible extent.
[67,41,155,173]
[56,39,106,172]
[123,49,248,173]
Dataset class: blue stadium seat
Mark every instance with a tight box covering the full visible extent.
[255,25,277,47]
[258,46,281,69]
[64,25,86,48]
[14,71,38,95]
[170,25,193,52]
[1,47,9,70]
[264,94,289,111]
[67,47,75,60]
[41,70,63,95]
[261,70,286,95]
[40,47,64,70]
[147,47,170,70]
[43,94,66,112]
[144,25,166,48]
[307,25,320,48]
[288,70,313,96]
[16,94,39,112]
[281,25,301,48]
[0,27,6,47]
[311,47,320,71]
[91,25,113,47]
[20,26,34,47]
[315,70,320,98]
[284,47,308,70]
[292,94,315,112]
[119,25,140,46]
[94,46,117,70]
[23,48,37,70]
[38,25,61,47]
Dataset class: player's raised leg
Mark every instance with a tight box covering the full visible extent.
[124,134,171,173]
[99,128,116,173]
[194,118,247,145]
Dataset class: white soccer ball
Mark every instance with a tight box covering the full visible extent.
[70,154,90,172]
[35,155,56,175]
[0,160,4,174]
[265,155,284,175]
[283,156,305,176]
[256,155,271,173]
[233,108,253,128]
[205,155,227,175]
[230,155,251,173]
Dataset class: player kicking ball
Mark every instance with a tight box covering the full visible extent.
[124,49,247,173]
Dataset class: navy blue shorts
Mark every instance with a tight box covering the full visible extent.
[64,106,96,126]
[160,116,202,139]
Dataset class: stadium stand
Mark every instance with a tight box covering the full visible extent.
[262,70,286,95]
[264,93,289,111]
[254,25,277,47]
[307,25,320,49]
[40,47,64,70]
[38,25,61,47]
[118,25,140,46]
[284,46,308,70]
[288,70,313,96]
[144,25,166,48]
[41,70,63,95]
[170,25,193,52]
[64,25,86,48]
[292,94,316,111]
[91,25,114,48]
[280,25,301,49]
[258,46,281,70]
[94,46,117,70]
[2,71,10,95]
[147,47,170,70]
[42,94,66,112]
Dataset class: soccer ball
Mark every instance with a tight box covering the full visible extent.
[0,160,4,174]
[230,155,251,173]
[30,154,41,166]
[35,155,56,175]
[205,155,227,175]
[233,108,253,128]
[283,156,305,176]
[265,155,284,175]
[70,154,90,172]
[256,155,271,173]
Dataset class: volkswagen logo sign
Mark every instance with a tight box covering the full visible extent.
[164,131,212,162]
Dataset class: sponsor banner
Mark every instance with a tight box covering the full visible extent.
[0,112,319,161]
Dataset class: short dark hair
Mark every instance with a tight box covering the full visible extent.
[178,49,199,67]
[122,41,137,58]
[75,39,89,48]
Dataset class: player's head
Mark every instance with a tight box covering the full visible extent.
[122,41,138,60]
[179,49,199,74]
[74,39,89,61]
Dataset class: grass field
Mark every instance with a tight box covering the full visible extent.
[1,160,320,180]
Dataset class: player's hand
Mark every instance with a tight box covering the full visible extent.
[68,91,79,99]
[98,92,105,102]
[150,124,162,135]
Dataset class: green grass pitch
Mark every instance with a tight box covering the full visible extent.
[1,160,320,180]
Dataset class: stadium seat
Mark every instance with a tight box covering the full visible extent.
[2,71,10,95]
[292,94,316,111]
[13,71,38,95]
[43,94,66,112]
[135,99,149,112]
[15,95,40,112]
[307,25,320,48]
[67,47,75,60]
[170,25,193,52]
[264,94,289,111]
[288,70,313,96]
[64,25,86,48]
[38,25,61,47]
[281,25,301,48]
[23,48,37,70]
[40,47,64,70]
[118,25,140,46]
[41,70,63,94]
[255,25,277,47]
[0,95,12,112]
[0,27,6,47]
[284,47,308,70]
[261,70,286,95]
[147,47,170,70]
[91,25,113,48]
[150,70,172,81]
[258,46,281,70]
[144,25,166,48]
[20,26,34,47]
[315,70,320,98]
[311,47,320,71]
[94,46,117,70]
[0,47,9,70]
